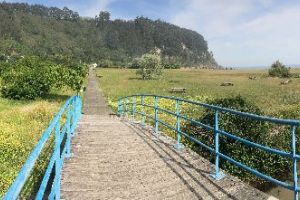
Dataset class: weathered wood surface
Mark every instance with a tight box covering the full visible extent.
[170,87,186,93]
[61,69,274,200]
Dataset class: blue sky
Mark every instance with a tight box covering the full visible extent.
[4,0,300,67]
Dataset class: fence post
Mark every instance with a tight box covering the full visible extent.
[71,97,76,134]
[292,125,298,200]
[66,107,72,158]
[125,97,128,117]
[55,121,61,199]
[154,96,159,134]
[174,99,184,150]
[117,98,121,115]
[132,96,135,121]
[211,110,225,180]
[141,95,145,127]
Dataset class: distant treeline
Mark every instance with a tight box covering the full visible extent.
[0,2,219,68]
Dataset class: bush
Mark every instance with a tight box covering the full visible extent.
[0,56,87,99]
[136,53,163,80]
[98,59,113,68]
[1,57,53,99]
[182,96,292,186]
[268,60,291,78]
[128,58,141,69]
[161,59,180,69]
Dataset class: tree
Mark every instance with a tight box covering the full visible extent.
[268,60,291,78]
[136,53,163,80]
[96,11,110,28]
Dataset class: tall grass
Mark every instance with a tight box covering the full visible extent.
[0,88,72,197]
[97,68,300,118]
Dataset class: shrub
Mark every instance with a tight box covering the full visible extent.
[1,57,53,99]
[161,59,180,69]
[98,59,113,68]
[0,56,87,99]
[136,53,163,80]
[268,60,291,78]
[128,58,141,69]
[182,96,292,186]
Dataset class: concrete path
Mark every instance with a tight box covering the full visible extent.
[61,69,272,200]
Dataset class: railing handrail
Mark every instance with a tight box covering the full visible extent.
[118,94,300,200]
[120,94,300,126]
[3,95,82,200]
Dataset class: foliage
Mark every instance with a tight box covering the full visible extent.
[268,60,291,78]
[0,56,87,99]
[0,2,218,68]
[182,96,292,185]
[136,53,163,80]
[1,57,53,99]
[161,59,180,69]
[0,99,63,198]
[98,59,113,68]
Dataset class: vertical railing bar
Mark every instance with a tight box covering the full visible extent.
[125,97,128,118]
[132,96,135,121]
[154,96,159,134]
[292,125,298,200]
[117,98,121,115]
[55,120,61,199]
[141,95,145,127]
[174,99,184,150]
[66,104,72,157]
[211,110,225,180]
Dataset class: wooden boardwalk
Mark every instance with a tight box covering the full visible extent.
[61,70,273,200]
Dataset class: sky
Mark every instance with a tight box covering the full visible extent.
[4,0,300,67]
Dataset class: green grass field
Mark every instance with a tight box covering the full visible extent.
[97,68,300,118]
[0,89,72,197]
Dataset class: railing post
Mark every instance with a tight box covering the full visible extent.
[71,97,76,134]
[77,95,82,119]
[125,97,128,117]
[292,125,298,200]
[154,96,159,134]
[141,95,145,127]
[117,98,121,115]
[174,99,184,150]
[66,107,72,158]
[55,121,61,199]
[121,99,125,117]
[211,110,225,180]
[132,96,135,121]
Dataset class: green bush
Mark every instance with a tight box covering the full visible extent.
[161,59,180,69]
[136,53,163,80]
[128,58,141,69]
[0,56,87,99]
[182,96,292,186]
[268,60,291,78]
[98,59,113,68]
[1,57,53,99]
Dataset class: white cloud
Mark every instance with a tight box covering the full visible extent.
[171,0,300,67]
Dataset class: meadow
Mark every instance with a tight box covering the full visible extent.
[0,90,71,197]
[97,68,300,118]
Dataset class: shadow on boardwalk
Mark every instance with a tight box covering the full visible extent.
[124,120,269,200]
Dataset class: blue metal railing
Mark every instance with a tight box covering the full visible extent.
[3,95,82,200]
[117,94,300,199]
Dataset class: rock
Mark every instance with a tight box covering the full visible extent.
[221,82,234,86]
[280,80,291,85]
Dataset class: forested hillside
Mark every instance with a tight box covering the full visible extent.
[0,2,218,68]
